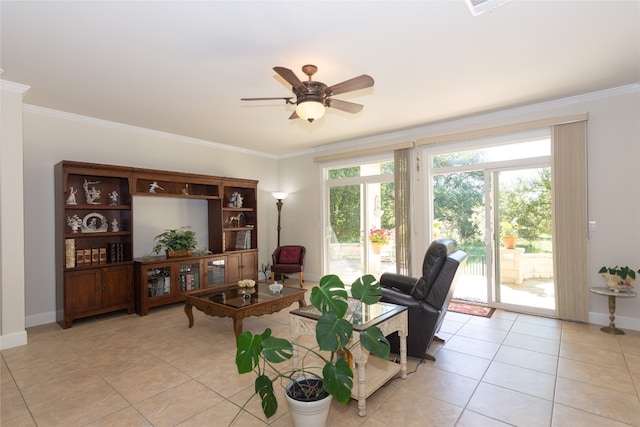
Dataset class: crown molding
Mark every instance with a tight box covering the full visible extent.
[1,79,30,94]
[312,84,639,155]
[22,104,278,159]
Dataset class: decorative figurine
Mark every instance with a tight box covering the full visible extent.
[149,181,165,193]
[111,219,119,232]
[108,191,118,205]
[67,214,82,233]
[66,187,78,205]
[226,212,244,228]
[229,191,243,208]
[182,184,189,195]
[80,212,108,233]
[83,179,101,204]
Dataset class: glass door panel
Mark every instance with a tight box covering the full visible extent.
[205,258,225,287]
[178,261,201,291]
[494,168,554,311]
[366,181,396,279]
[146,266,171,298]
[328,184,362,283]
[433,170,489,304]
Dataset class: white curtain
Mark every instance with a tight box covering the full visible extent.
[552,120,589,322]
[394,148,412,275]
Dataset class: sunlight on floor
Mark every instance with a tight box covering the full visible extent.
[454,274,555,310]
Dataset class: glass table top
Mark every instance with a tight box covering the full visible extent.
[189,283,306,309]
[290,299,406,330]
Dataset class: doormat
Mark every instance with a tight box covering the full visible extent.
[448,301,495,318]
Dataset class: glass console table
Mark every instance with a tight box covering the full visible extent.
[290,300,408,416]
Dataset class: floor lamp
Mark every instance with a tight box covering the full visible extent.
[272,192,288,248]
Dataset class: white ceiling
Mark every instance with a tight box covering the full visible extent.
[1,1,638,156]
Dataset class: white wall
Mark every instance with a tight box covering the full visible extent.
[279,85,640,331]
[22,107,280,326]
[0,80,29,349]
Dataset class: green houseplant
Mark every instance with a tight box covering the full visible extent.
[152,226,198,257]
[500,220,519,249]
[234,274,390,425]
[598,265,639,291]
[368,227,390,245]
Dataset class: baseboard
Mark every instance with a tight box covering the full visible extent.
[25,310,56,328]
[589,312,640,332]
[0,330,28,350]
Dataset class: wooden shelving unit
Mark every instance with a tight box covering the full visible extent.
[55,161,259,326]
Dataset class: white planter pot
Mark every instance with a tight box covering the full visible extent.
[602,273,635,292]
[285,378,332,427]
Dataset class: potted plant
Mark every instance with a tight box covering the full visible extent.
[152,226,198,258]
[234,274,390,426]
[500,220,518,249]
[598,265,639,292]
[368,227,390,254]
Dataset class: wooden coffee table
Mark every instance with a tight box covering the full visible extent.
[184,283,307,339]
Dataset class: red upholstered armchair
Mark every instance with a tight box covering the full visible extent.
[270,245,306,288]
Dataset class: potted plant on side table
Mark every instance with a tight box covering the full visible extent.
[599,265,639,292]
[234,274,390,427]
[152,226,198,258]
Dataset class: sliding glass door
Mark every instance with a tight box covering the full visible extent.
[323,159,395,283]
[428,133,555,316]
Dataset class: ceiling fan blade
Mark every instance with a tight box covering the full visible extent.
[273,67,306,92]
[326,98,364,114]
[325,75,374,96]
[289,111,299,120]
[241,97,294,104]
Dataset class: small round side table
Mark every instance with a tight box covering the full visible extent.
[589,286,637,335]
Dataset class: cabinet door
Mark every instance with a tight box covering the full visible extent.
[65,269,101,314]
[101,265,133,308]
[227,253,241,284]
[204,256,226,287]
[241,251,258,281]
[176,260,202,292]
[142,265,173,299]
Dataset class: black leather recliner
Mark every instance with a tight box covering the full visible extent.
[380,239,468,359]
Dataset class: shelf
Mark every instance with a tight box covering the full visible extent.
[65,231,131,238]
[136,193,220,200]
[222,207,254,212]
[64,204,131,210]
[64,260,133,272]
[351,355,402,400]
[133,175,221,199]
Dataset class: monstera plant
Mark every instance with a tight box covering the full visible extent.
[234,274,390,424]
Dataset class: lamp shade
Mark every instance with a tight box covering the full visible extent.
[295,100,325,122]
[272,192,288,200]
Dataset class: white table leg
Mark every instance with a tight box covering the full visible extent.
[399,329,407,379]
[357,360,366,416]
[290,316,300,372]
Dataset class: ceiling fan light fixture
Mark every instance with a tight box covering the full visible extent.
[296,100,325,123]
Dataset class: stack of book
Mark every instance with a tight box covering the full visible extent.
[235,230,252,250]
[65,239,76,268]
[108,242,124,263]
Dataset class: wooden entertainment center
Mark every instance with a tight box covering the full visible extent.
[55,161,258,328]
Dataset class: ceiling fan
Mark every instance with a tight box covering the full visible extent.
[241,65,374,123]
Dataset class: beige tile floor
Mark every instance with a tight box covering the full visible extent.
[2,285,640,426]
